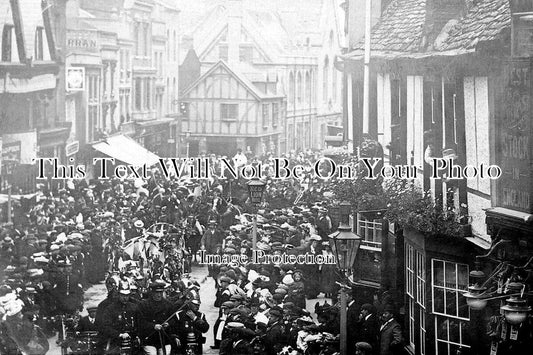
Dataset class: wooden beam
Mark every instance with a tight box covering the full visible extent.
[41,0,57,61]
[10,0,26,62]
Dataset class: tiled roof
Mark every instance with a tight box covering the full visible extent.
[436,0,510,51]
[358,0,427,52]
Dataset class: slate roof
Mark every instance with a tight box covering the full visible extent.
[358,0,427,53]
[436,0,510,51]
[347,0,511,59]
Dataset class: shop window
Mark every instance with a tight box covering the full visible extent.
[262,103,270,128]
[221,103,238,121]
[34,27,44,60]
[435,316,470,355]
[406,243,426,354]
[2,24,13,62]
[432,259,470,355]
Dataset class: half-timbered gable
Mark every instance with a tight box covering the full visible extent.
[180,60,284,156]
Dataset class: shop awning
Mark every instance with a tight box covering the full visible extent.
[92,134,160,167]
[0,74,57,93]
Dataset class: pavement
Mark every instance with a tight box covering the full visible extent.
[45,264,332,354]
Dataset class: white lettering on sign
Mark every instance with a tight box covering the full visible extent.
[501,133,529,159]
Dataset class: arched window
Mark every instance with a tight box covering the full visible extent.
[323,56,329,103]
[332,68,337,102]
[329,30,334,48]
[305,71,311,104]
[297,72,302,104]
[167,30,170,60]
[2,24,13,62]
[173,77,176,111]
[173,30,176,61]
[289,71,295,105]
[166,78,170,112]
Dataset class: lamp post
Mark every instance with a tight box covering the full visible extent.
[328,201,362,355]
[247,179,266,251]
[185,130,191,158]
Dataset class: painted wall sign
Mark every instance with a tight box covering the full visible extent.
[497,59,532,212]
[67,29,99,52]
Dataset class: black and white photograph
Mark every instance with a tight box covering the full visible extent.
[0,0,532,354]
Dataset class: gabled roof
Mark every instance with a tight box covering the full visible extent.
[181,60,283,100]
[178,0,330,59]
[436,0,510,51]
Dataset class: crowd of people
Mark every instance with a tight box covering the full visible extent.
[0,148,404,355]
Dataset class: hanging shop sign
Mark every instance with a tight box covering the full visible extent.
[65,141,79,157]
[66,67,85,91]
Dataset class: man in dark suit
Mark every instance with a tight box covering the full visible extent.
[359,303,380,354]
[174,299,209,354]
[77,306,98,332]
[346,290,360,355]
[379,304,403,355]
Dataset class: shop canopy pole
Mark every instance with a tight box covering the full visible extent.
[362,0,372,135]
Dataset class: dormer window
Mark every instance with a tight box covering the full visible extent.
[35,26,44,60]
[2,24,14,62]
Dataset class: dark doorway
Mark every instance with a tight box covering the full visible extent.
[206,137,238,157]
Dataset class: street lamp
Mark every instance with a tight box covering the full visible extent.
[328,201,362,355]
[185,130,191,158]
[247,179,266,251]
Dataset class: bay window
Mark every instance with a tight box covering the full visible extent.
[431,259,470,354]
[406,243,426,354]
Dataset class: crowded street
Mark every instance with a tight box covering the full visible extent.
[0,155,368,355]
[2,0,533,355]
